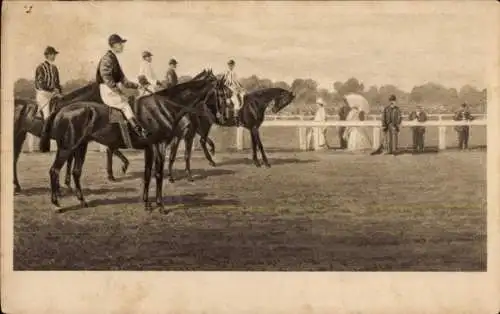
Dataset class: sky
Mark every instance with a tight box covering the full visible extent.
[3,1,496,92]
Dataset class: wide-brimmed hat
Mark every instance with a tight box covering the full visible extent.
[169,58,178,65]
[227,59,235,65]
[316,97,325,105]
[44,46,59,56]
[108,34,127,46]
[142,51,153,58]
[389,94,397,101]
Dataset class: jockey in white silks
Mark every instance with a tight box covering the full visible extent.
[223,59,246,123]
[138,50,162,97]
[34,46,63,119]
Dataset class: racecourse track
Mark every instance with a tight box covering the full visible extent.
[14,146,486,271]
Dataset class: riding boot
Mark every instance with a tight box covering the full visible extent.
[234,109,240,126]
[128,117,148,139]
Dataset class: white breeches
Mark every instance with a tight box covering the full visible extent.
[35,90,54,118]
[230,89,245,111]
[99,84,135,120]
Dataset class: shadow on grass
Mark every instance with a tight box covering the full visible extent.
[56,192,240,214]
[218,157,318,167]
[14,186,137,196]
[124,168,237,182]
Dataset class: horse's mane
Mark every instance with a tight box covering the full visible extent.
[247,87,287,98]
[154,79,211,98]
[60,82,98,102]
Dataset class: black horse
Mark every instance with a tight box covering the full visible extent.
[38,75,224,212]
[199,86,295,167]
[13,70,219,193]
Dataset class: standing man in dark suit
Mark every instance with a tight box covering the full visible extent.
[381,94,402,155]
[453,103,474,150]
[408,105,428,153]
[337,97,351,149]
[165,58,178,88]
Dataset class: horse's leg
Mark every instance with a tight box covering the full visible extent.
[114,149,129,174]
[143,145,154,212]
[49,148,72,209]
[167,137,181,183]
[200,136,216,167]
[153,144,167,213]
[106,148,116,181]
[249,128,261,167]
[71,142,89,208]
[13,132,26,193]
[206,137,216,156]
[254,127,270,168]
[184,131,195,182]
[64,153,73,191]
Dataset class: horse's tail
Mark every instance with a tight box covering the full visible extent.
[14,100,31,136]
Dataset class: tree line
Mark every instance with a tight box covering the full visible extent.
[14,75,486,115]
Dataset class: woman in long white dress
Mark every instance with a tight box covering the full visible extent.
[342,93,372,152]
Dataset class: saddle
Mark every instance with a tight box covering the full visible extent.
[218,96,245,127]
[108,96,140,149]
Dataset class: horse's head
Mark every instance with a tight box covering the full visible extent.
[271,89,295,113]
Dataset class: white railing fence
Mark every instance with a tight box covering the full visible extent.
[236,119,487,151]
[23,117,487,153]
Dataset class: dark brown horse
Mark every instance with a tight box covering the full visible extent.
[13,84,130,193]
[190,87,295,168]
[106,69,220,183]
[38,75,224,212]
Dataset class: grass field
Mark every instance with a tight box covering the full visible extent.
[13,147,486,271]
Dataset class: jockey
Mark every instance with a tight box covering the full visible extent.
[34,46,62,119]
[138,50,162,96]
[223,59,246,122]
[165,58,178,88]
[96,34,148,139]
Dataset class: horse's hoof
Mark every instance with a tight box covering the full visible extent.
[159,207,171,215]
[209,161,217,167]
[52,200,61,210]
[168,177,175,183]
[264,163,271,168]
[122,162,129,174]
[187,176,194,182]
[81,201,89,208]
[145,203,153,212]
[254,161,261,168]
[107,175,116,182]
[14,186,21,194]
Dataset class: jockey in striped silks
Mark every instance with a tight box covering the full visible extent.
[34,46,62,119]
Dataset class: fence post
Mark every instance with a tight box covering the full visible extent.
[298,116,307,151]
[372,127,381,149]
[236,127,244,151]
[438,126,447,150]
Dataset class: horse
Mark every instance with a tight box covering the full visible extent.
[105,69,220,183]
[193,86,296,168]
[12,83,130,194]
[38,75,225,212]
[14,70,219,194]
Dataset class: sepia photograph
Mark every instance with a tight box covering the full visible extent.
[1,1,499,313]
